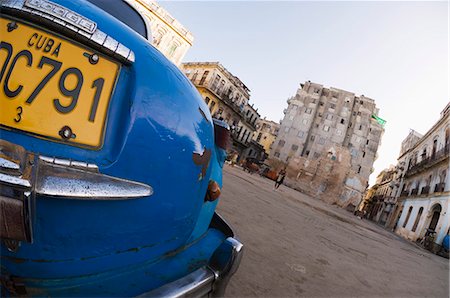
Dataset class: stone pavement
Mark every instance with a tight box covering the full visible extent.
[218,165,449,297]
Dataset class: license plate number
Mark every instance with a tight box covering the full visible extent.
[0,17,120,148]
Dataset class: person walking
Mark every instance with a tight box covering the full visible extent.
[274,168,286,190]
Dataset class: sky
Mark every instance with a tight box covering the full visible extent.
[160,0,449,185]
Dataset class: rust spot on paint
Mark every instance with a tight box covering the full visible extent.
[1,255,27,263]
[192,148,211,179]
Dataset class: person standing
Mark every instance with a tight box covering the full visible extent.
[274,168,286,190]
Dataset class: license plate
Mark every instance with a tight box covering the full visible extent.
[0,17,120,148]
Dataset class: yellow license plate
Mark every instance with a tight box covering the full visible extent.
[0,17,120,148]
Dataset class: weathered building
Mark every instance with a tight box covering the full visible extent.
[270,81,385,208]
[253,118,280,156]
[126,0,193,65]
[365,166,396,225]
[181,62,261,162]
[393,102,450,252]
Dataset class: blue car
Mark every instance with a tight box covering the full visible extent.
[0,0,243,296]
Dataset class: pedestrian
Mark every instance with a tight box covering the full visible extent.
[274,168,286,190]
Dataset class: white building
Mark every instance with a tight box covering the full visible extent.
[394,102,450,251]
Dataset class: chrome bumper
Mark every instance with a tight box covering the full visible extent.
[139,213,244,298]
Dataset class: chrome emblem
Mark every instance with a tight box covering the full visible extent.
[24,0,97,34]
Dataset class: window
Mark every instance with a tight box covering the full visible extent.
[88,0,149,38]
[291,145,299,151]
[205,97,210,105]
[278,140,285,147]
[357,111,361,116]
[318,138,325,145]
[314,88,320,94]
[289,115,294,120]
[412,207,424,232]
[336,129,342,136]
[256,133,262,142]
[199,71,209,85]
[302,119,308,125]
[310,135,315,141]
[340,119,345,124]
[366,139,370,145]
[210,101,216,111]
[305,108,312,114]
[330,103,336,109]
[211,74,220,90]
[403,206,413,228]
[326,114,333,120]
[297,131,304,138]
[191,70,199,83]
[356,137,361,143]
[357,166,361,174]
[284,127,290,133]
[323,125,330,132]
[359,125,363,130]
[305,150,310,156]
[319,102,324,106]
[318,113,322,117]
[292,105,298,110]
[274,152,280,158]
[362,151,366,158]
[313,152,320,159]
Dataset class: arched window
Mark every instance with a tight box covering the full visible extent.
[403,206,413,228]
[205,97,210,105]
[412,207,423,232]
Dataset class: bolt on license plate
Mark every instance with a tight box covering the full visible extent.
[0,17,120,148]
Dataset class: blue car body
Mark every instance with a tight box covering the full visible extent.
[0,0,242,296]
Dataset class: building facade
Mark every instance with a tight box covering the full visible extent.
[126,0,194,65]
[363,166,396,225]
[181,62,261,162]
[270,81,384,208]
[253,118,280,156]
[392,103,450,251]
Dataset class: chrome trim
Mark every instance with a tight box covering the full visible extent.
[138,268,214,298]
[0,173,31,189]
[25,0,97,33]
[1,0,135,63]
[0,157,20,171]
[140,214,244,297]
[35,161,153,200]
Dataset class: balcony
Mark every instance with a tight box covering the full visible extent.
[434,182,445,193]
[405,146,449,177]
[420,185,430,195]
[411,188,418,196]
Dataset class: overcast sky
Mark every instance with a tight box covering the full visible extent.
[161,0,449,185]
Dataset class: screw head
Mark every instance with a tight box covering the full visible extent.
[89,54,99,64]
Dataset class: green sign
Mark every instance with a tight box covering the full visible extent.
[371,114,386,127]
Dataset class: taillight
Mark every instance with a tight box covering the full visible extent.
[205,180,221,202]
[212,119,230,150]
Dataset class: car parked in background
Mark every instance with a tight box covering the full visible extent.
[0,0,242,296]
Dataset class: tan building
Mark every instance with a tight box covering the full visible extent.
[253,118,280,156]
[126,0,194,65]
[270,81,385,209]
[391,102,450,252]
[180,62,262,161]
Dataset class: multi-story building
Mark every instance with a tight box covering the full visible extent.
[384,129,423,229]
[180,62,261,162]
[253,118,280,156]
[270,81,385,208]
[392,102,450,252]
[365,166,396,225]
[126,0,194,65]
